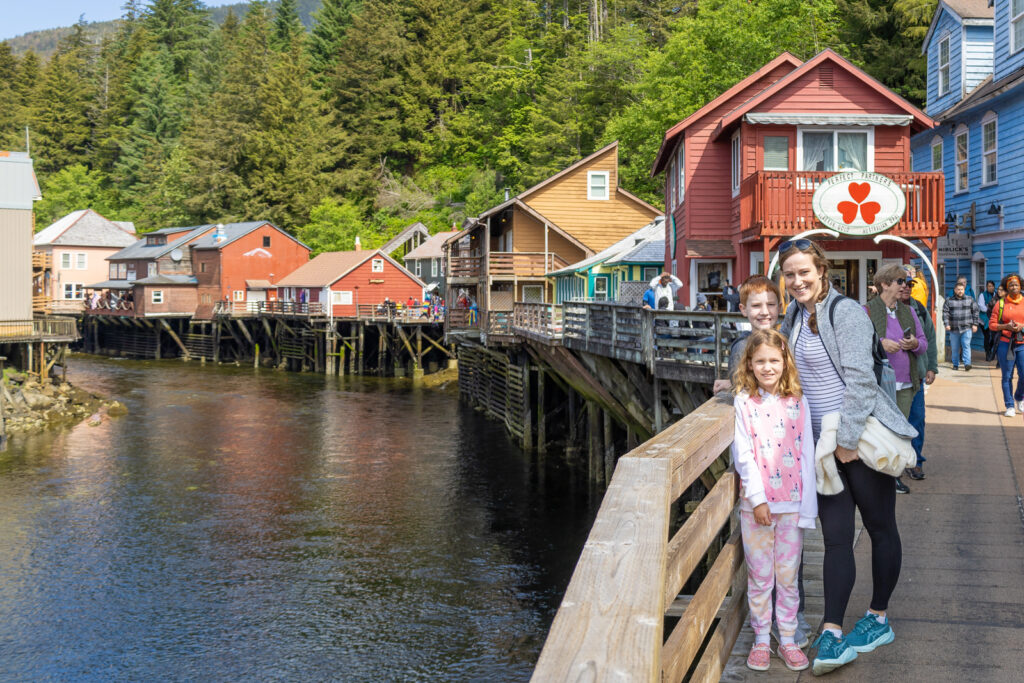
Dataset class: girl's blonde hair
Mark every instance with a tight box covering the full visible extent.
[733,328,802,398]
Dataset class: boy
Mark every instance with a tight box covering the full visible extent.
[713,275,781,394]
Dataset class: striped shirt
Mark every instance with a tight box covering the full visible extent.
[794,308,846,440]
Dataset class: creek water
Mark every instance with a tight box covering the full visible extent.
[0,357,598,680]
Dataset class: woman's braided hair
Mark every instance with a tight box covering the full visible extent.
[779,240,831,334]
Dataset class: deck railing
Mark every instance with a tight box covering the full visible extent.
[0,317,79,342]
[258,300,324,316]
[486,310,514,339]
[355,303,440,322]
[213,301,262,316]
[511,302,563,342]
[489,252,569,278]
[533,397,744,681]
[32,251,51,269]
[739,170,945,237]
[449,255,482,278]
[447,308,479,330]
[86,300,136,315]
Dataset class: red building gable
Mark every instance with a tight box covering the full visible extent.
[275,249,425,318]
[652,50,943,308]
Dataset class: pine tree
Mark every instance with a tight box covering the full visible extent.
[274,0,303,50]
[144,0,211,81]
[308,0,360,76]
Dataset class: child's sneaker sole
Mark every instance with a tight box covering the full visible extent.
[812,647,857,676]
[849,628,894,653]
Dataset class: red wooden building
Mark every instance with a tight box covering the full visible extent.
[275,249,425,317]
[651,49,946,307]
[191,222,310,317]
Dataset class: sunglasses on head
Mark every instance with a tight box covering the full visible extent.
[778,239,813,254]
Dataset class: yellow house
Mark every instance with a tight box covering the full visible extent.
[445,141,660,339]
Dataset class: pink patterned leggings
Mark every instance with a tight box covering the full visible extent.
[739,510,802,637]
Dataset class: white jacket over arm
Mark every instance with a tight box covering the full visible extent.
[731,392,818,529]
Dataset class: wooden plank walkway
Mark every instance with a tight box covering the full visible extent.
[723,357,1024,681]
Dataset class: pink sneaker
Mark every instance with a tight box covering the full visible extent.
[747,642,771,671]
[777,642,809,671]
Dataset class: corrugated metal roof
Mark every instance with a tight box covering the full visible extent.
[85,279,134,290]
[276,251,375,287]
[133,274,198,285]
[744,113,913,126]
[550,217,665,275]
[189,222,269,250]
[108,224,215,261]
[0,152,41,210]
[34,209,138,248]
[403,231,459,261]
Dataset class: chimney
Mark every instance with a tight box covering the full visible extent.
[354,236,362,252]
[214,223,226,243]
[503,187,510,201]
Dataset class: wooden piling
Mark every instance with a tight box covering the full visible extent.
[603,409,614,484]
[537,368,546,455]
[587,401,599,482]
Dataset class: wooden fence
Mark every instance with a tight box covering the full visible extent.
[512,302,564,343]
[0,318,79,342]
[532,397,744,682]
[258,301,325,316]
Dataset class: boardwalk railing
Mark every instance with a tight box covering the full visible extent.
[448,308,479,330]
[0,318,79,342]
[85,300,136,315]
[739,170,945,237]
[533,398,744,681]
[512,302,563,342]
[356,303,441,322]
[486,310,514,340]
[258,300,325,316]
[213,301,262,316]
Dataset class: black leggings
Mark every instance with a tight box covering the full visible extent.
[818,459,902,627]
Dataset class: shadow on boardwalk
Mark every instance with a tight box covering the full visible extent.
[723,358,1024,682]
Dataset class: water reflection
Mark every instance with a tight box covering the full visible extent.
[0,358,596,680]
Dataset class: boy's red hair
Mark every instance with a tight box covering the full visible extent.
[739,275,781,308]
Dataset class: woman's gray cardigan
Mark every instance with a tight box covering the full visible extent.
[780,287,917,451]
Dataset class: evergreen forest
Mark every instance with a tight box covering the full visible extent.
[0,0,938,252]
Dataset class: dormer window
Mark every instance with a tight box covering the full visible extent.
[938,35,950,96]
[1013,0,1024,54]
[146,234,167,246]
[587,171,609,200]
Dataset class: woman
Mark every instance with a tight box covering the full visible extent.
[990,274,1024,416]
[777,239,916,676]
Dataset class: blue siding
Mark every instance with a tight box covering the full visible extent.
[926,11,964,116]
[964,25,994,94]
[994,0,1024,81]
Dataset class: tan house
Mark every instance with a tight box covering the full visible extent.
[33,210,137,314]
[0,151,40,323]
[444,141,660,338]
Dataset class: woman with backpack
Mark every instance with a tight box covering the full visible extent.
[990,274,1024,416]
[778,239,917,675]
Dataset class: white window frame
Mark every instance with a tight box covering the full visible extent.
[117,263,127,279]
[676,142,685,202]
[972,254,986,295]
[522,284,544,303]
[371,258,384,273]
[148,262,157,277]
[233,290,245,302]
[593,277,609,301]
[982,112,997,186]
[76,252,87,269]
[689,259,733,307]
[796,127,875,172]
[414,260,421,277]
[930,136,943,172]
[1013,0,1024,55]
[643,266,660,281]
[63,283,84,300]
[60,252,72,269]
[151,290,164,304]
[431,258,438,277]
[587,171,610,201]
[331,290,353,305]
[668,159,675,210]
[109,263,117,279]
[730,132,742,196]
[127,265,137,282]
[938,34,950,96]
[955,125,969,193]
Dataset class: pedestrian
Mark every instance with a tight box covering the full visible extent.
[722,279,741,312]
[899,267,937,481]
[713,275,781,395]
[979,280,998,362]
[942,279,979,371]
[908,267,929,308]
[948,273,974,300]
[731,329,816,673]
[778,239,916,676]
[641,282,658,310]
[867,264,928,495]
[989,274,1024,416]
[648,272,683,311]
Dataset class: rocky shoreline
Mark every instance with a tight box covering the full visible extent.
[0,372,127,437]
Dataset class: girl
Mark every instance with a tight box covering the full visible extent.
[732,329,817,672]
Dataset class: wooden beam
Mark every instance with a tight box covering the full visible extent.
[236,318,254,346]
[160,319,189,359]
[420,329,455,358]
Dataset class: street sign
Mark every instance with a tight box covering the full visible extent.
[937,232,972,259]
[811,171,907,236]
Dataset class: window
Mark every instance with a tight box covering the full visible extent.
[593,277,609,301]
[587,171,610,200]
[676,143,685,201]
[973,257,986,295]
[667,159,675,209]
[202,293,212,304]
[63,283,83,300]
[151,290,164,304]
[61,253,71,269]
[117,263,127,279]
[148,263,157,277]
[233,290,245,302]
[982,113,997,185]
[800,129,870,171]
[76,253,86,269]
[955,126,969,192]
[200,262,206,273]
[643,266,660,281]
[431,259,438,277]
[371,258,384,272]
[938,35,950,95]
[931,137,943,171]
[414,260,422,276]
[109,263,117,279]
[263,236,271,247]
[696,261,729,292]
[127,265,137,282]
[763,136,789,170]
[1013,0,1024,54]
[522,285,544,303]
[731,133,742,195]
[332,290,353,305]
[146,234,166,246]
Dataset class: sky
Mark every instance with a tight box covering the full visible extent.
[2,0,241,41]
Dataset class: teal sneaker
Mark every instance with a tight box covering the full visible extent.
[845,613,895,653]
[811,631,857,676]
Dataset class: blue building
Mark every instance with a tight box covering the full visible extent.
[910,0,1024,304]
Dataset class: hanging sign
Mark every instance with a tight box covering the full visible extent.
[937,232,971,259]
[811,171,907,236]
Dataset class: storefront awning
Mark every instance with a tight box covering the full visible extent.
[743,113,913,126]
[685,240,736,259]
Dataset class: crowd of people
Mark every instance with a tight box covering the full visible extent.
[714,238,970,676]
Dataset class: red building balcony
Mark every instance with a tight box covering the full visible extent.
[739,171,946,240]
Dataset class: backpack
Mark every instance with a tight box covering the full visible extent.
[827,296,898,402]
